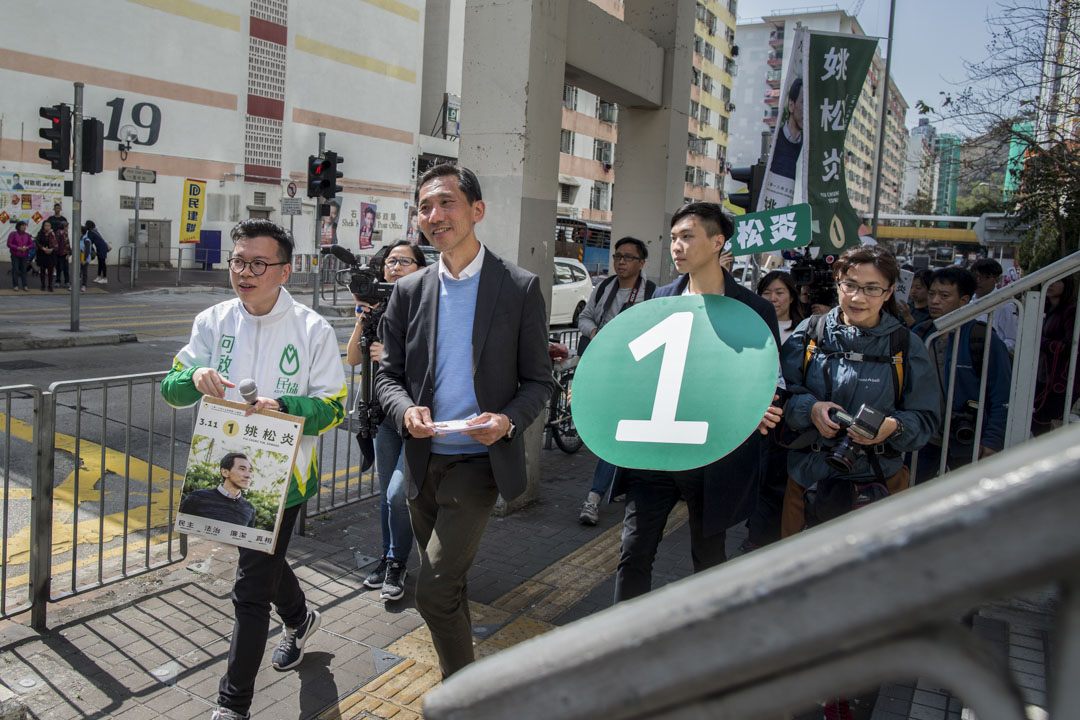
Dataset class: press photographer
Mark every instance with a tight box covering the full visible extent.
[344,241,427,602]
[778,245,941,534]
[790,251,838,316]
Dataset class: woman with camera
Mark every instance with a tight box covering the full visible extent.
[779,245,941,535]
[346,241,427,601]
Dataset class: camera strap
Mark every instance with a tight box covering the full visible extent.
[802,314,909,405]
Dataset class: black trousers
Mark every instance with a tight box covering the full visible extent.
[614,468,727,603]
[217,503,308,714]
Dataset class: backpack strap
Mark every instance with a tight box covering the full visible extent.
[643,279,657,300]
[802,313,828,380]
[803,313,908,406]
[887,325,910,406]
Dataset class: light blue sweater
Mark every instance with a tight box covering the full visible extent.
[431,272,486,454]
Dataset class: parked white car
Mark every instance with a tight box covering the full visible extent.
[550,257,593,326]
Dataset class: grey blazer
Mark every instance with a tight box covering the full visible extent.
[375,248,555,501]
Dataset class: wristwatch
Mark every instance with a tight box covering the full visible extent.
[504,417,517,441]
[889,416,904,439]
[276,397,289,414]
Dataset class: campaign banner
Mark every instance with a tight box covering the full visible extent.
[358,202,376,249]
[893,268,915,305]
[729,203,812,257]
[806,31,877,250]
[175,397,305,554]
[758,28,808,213]
[0,171,64,229]
[179,178,207,243]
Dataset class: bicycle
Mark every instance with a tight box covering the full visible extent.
[545,354,583,453]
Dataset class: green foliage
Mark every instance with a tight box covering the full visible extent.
[182,459,285,531]
[1018,221,1080,274]
[245,487,283,531]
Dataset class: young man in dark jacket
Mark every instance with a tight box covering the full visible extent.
[913,267,1011,483]
[611,202,782,602]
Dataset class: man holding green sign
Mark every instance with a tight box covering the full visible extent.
[604,202,784,602]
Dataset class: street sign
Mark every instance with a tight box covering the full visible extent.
[120,195,154,210]
[571,295,778,471]
[119,167,157,184]
[281,198,302,215]
[286,181,297,198]
[729,203,813,257]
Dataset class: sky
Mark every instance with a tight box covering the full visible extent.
[737,0,1000,135]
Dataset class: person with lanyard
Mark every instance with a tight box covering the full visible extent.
[575,236,656,525]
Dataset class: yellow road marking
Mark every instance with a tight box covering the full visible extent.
[0,303,151,315]
[1,535,176,591]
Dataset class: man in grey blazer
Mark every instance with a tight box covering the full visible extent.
[375,164,554,678]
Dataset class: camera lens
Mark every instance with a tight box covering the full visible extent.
[825,438,858,472]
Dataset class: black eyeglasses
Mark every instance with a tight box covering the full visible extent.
[384,257,418,268]
[613,253,643,262]
[228,257,288,276]
[837,280,891,298]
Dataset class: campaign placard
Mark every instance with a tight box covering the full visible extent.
[571,296,778,471]
[728,204,813,257]
[174,397,305,554]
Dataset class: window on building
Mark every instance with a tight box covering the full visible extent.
[704,43,715,62]
[725,26,736,45]
[702,74,714,93]
[696,2,708,23]
[720,115,729,134]
[724,57,736,76]
[706,10,717,35]
[721,85,731,103]
[560,184,573,204]
[688,134,707,155]
[690,100,700,118]
[590,181,610,210]
[597,99,618,124]
[560,129,574,154]
[594,139,613,164]
[563,85,578,110]
[728,0,737,15]
[694,36,704,55]
[692,68,701,87]
[699,106,711,125]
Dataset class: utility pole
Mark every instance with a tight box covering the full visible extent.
[311,131,325,313]
[70,82,83,332]
[870,0,897,239]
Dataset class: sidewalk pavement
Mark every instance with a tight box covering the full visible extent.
[0,438,1056,720]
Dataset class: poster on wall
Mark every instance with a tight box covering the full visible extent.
[174,397,305,554]
[406,206,421,244]
[359,202,376,249]
[0,172,64,230]
[320,196,341,247]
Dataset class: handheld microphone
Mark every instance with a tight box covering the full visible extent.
[321,244,358,266]
[238,378,258,405]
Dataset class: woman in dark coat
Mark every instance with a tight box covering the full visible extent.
[35,221,58,291]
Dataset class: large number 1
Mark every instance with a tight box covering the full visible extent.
[615,312,709,445]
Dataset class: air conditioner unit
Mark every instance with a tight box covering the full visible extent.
[726,102,735,112]
[731,44,739,57]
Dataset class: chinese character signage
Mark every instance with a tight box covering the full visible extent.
[179,178,207,244]
[806,30,876,250]
[728,204,812,257]
[0,171,64,230]
[174,397,305,553]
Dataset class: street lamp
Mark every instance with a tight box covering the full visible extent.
[118,125,137,161]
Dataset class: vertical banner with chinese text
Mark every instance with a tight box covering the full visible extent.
[806,31,877,250]
[179,178,207,244]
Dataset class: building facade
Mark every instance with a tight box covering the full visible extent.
[727,9,908,218]
[934,134,963,216]
[2,0,431,265]
[902,118,937,208]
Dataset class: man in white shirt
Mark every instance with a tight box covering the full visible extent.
[969,258,1017,354]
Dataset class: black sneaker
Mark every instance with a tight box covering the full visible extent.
[271,609,321,671]
[363,557,388,589]
[380,561,407,601]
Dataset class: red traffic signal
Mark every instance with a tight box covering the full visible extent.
[39,104,71,172]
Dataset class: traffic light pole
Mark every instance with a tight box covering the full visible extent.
[311,131,325,313]
[70,82,83,332]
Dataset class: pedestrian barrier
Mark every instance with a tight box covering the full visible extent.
[912,250,1080,480]
[424,424,1080,720]
[0,357,376,629]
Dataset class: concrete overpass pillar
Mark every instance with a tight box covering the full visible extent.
[611,0,695,286]
[459,0,568,510]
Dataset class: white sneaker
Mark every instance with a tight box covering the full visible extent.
[579,500,599,526]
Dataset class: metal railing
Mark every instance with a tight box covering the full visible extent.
[424,424,1080,720]
[0,355,376,629]
[913,250,1080,480]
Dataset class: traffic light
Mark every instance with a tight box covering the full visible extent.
[82,118,105,174]
[319,150,343,200]
[728,161,766,213]
[307,155,324,198]
[306,151,344,200]
[39,104,71,171]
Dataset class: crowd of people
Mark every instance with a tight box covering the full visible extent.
[156,160,1075,719]
[5,203,111,291]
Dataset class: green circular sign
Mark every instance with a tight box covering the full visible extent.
[572,295,778,471]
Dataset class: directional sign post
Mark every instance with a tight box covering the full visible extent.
[571,296,779,471]
[119,167,157,184]
[119,167,156,284]
[728,203,813,257]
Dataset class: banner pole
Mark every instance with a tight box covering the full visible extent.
[870,0,897,239]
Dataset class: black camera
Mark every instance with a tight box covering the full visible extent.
[951,400,980,445]
[320,245,393,304]
[825,403,888,472]
[791,253,838,308]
